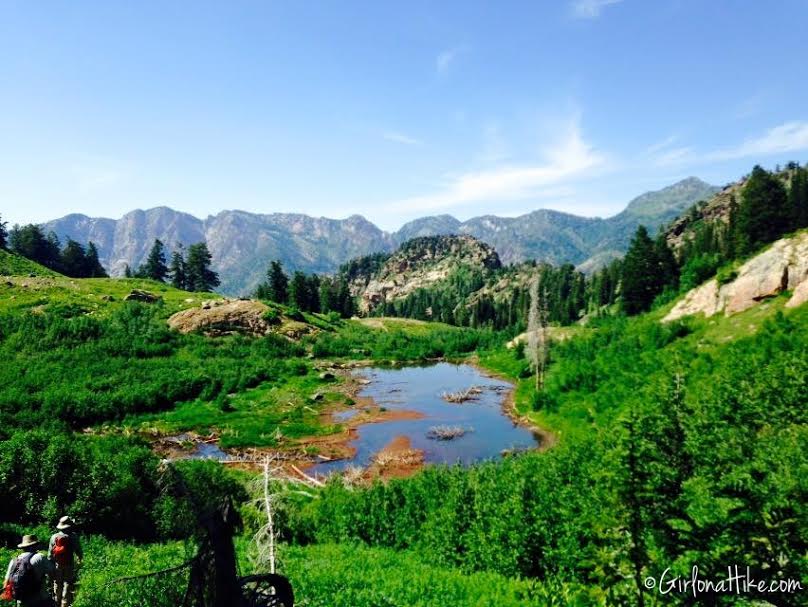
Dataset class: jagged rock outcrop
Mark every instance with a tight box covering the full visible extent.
[167,299,315,338]
[664,231,808,321]
[355,235,501,313]
[664,168,797,253]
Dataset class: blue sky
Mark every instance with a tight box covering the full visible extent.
[2,0,807,231]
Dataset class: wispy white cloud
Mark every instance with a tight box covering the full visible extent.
[571,0,623,19]
[389,118,604,212]
[645,135,679,155]
[382,131,423,146]
[436,47,466,74]
[654,146,694,166]
[707,121,808,161]
[644,136,695,167]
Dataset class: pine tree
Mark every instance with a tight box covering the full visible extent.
[10,224,62,270]
[267,260,289,304]
[84,242,108,277]
[736,165,789,253]
[319,277,338,314]
[168,247,187,290]
[725,194,740,259]
[621,226,662,315]
[306,274,321,313]
[289,271,310,311]
[0,214,7,250]
[60,239,88,277]
[142,239,169,282]
[124,264,133,278]
[185,242,219,292]
[619,408,650,607]
[338,279,355,318]
[653,234,679,291]
[787,166,808,230]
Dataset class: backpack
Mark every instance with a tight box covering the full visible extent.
[9,553,39,600]
[52,534,72,567]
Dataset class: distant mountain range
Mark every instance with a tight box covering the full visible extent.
[42,177,719,294]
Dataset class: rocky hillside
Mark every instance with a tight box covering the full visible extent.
[664,168,798,252]
[42,177,717,295]
[351,235,501,313]
[664,230,808,321]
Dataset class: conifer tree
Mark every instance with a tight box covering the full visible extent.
[0,214,7,250]
[185,242,219,292]
[289,271,310,311]
[10,224,62,270]
[338,279,355,318]
[621,226,661,315]
[142,239,169,282]
[168,247,187,290]
[725,194,740,259]
[124,264,133,278]
[787,165,808,230]
[267,260,289,304]
[84,242,108,277]
[619,408,650,607]
[319,277,339,313]
[306,274,321,313]
[653,234,678,290]
[737,165,788,253]
[60,239,87,277]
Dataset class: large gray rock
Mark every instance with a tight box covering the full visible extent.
[664,231,808,321]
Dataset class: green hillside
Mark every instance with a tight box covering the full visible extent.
[0,248,60,277]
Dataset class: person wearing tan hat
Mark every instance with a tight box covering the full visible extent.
[3,534,54,607]
[48,517,83,607]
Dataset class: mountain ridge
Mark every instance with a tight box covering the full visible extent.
[41,177,719,294]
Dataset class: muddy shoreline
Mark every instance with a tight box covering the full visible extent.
[155,356,554,479]
[466,356,558,451]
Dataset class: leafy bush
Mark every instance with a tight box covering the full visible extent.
[0,431,245,542]
[0,304,304,430]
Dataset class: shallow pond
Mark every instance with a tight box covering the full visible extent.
[313,362,539,474]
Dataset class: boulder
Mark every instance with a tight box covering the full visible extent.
[168,299,274,336]
[664,231,808,321]
[786,279,808,309]
[125,289,162,303]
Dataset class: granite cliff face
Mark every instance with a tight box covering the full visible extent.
[42,177,717,295]
[664,231,808,321]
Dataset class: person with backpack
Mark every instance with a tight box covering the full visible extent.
[2,534,54,607]
[47,517,82,607]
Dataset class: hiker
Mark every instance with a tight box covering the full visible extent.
[48,517,82,607]
[2,534,54,607]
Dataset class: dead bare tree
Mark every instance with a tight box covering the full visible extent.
[526,274,550,392]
